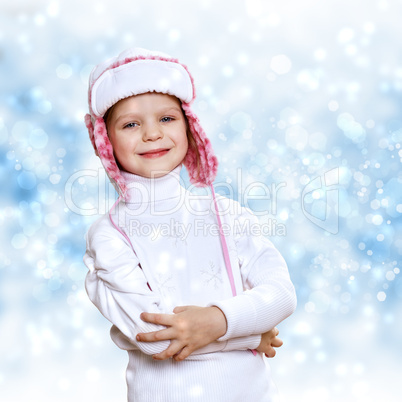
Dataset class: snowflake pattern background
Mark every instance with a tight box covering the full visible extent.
[0,0,401,401]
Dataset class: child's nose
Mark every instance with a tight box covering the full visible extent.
[143,123,163,141]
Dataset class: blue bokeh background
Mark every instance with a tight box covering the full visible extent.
[1,1,401,401]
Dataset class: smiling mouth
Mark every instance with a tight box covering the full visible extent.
[139,148,170,158]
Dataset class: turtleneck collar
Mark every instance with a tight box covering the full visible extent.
[120,164,184,205]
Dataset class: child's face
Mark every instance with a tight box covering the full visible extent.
[106,92,188,178]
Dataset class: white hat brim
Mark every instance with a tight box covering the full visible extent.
[91,59,194,117]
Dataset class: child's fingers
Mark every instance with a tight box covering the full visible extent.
[152,340,183,361]
[173,346,191,361]
[173,305,190,314]
[136,327,175,342]
[265,347,276,358]
[140,312,174,326]
[271,337,283,348]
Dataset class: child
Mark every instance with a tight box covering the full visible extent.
[83,47,297,401]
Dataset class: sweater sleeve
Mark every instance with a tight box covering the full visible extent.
[208,206,297,341]
[84,219,172,355]
[84,218,261,355]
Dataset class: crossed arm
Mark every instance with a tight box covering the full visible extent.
[137,305,283,361]
[84,211,295,361]
[84,236,287,360]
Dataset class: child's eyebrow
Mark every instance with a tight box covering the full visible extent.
[158,106,183,114]
[114,113,139,125]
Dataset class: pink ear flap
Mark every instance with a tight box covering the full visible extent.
[182,103,218,187]
[84,114,99,157]
[93,118,128,197]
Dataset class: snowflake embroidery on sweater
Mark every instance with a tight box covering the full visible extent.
[201,261,223,290]
[155,273,176,294]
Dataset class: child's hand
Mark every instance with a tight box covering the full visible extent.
[136,305,227,361]
[256,327,283,358]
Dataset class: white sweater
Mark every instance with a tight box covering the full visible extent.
[84,165,296,402]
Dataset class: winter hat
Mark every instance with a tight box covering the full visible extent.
[85,47,218,199]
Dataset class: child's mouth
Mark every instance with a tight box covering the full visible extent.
[139,148,170,159]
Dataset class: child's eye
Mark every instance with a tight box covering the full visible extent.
[161,117,174,123]
[123,122,139,129]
